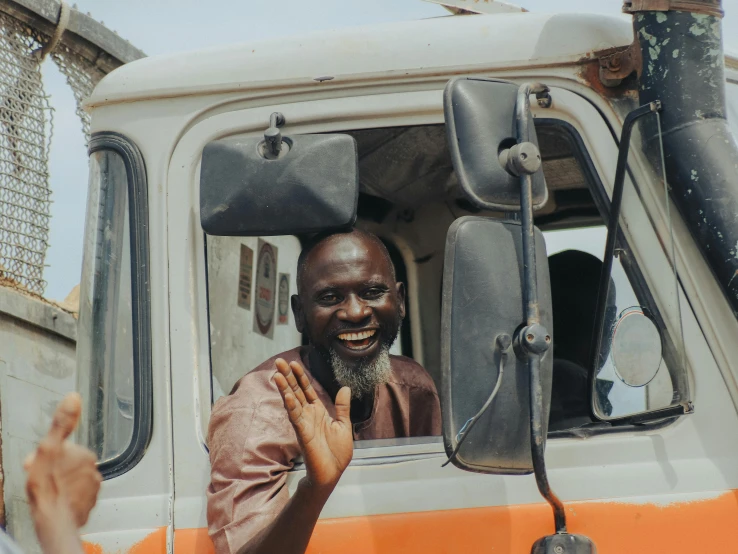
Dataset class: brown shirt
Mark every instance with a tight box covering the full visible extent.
[206,346,441,553]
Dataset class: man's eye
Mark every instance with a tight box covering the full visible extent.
[319,293,338,303]
[363,288,385,299]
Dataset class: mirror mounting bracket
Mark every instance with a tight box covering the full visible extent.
[513,83,597,553]
[263,111,287,159]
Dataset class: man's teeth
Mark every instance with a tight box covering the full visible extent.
[337,330,376,341]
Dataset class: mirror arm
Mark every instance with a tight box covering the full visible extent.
[514,83,599,553]
[510,82,568,534]
[590,101,662,415]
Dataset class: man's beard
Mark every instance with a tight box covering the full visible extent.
[328,341,393,399]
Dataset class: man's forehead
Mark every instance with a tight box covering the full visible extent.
[302,234,392,287]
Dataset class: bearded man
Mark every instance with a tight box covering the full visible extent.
[207,229,441,554]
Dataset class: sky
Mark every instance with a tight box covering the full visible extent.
[40,0,738,301]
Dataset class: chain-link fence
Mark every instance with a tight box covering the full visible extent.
[0,0,143,296]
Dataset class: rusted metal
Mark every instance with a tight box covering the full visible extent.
[623,0,723,17]
[598,42,643,88]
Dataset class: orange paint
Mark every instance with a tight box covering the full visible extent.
[82,527,167,554]
[175,491,738,553]
[129,527,167,554]
[82,542,103,554]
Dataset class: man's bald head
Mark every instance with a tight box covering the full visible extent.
[296,229,396,295]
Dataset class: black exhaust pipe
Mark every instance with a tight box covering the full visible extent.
[626,0,738,315]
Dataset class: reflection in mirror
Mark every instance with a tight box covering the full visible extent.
[611,308,662,387]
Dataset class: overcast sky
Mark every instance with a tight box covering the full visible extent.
[40,0,738,301]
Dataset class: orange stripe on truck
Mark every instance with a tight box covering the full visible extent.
[97,490,738,553]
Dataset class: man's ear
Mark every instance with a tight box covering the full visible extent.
[396,282,406,320]
[291,294,306,334]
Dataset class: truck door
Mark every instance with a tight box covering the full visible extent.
[77,137,174,552]
[166,87,738,553]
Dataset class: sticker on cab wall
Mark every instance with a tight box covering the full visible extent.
[253,239,278,338]
[237,244,254,310]
[278,273,290,325]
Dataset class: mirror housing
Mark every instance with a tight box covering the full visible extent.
[444,77,548,212]
[441,216,553,474]
[200,133,359,236]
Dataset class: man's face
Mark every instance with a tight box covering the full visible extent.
[292,233,405,373]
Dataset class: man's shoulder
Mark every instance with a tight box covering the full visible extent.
[388,354,438,393]
[212,347,302,413]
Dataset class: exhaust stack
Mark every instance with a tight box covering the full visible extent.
[626,0,738,315]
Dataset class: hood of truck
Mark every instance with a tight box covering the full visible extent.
[86,12,633,107]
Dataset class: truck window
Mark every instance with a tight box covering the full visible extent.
[77,135,151,477]
[203,117,690,454]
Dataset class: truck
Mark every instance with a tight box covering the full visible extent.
[67,0,738,552]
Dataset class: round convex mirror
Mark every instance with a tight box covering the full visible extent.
[611,308,662,387]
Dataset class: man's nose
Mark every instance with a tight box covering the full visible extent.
[337,295,371,322]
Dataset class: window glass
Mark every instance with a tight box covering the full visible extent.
[544,111,688,428]
[77,150,134,462]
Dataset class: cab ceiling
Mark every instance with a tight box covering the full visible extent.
[348,124,591,221]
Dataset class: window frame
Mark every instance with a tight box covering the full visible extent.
[535,119,690,433]
[87,132,153,479]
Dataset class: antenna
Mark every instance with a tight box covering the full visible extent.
[422,0,527,14]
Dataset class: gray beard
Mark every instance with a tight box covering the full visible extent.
[329,344,392,399]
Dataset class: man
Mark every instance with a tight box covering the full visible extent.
[0,393,102,554]
[207,228,441,554]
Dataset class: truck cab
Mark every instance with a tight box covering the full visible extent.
[76,7,738,553]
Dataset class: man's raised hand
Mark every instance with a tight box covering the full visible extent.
[274,358,353,491]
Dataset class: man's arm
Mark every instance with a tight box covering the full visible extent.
[236,358,353,554]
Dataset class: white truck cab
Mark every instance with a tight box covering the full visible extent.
[75,6,738,553]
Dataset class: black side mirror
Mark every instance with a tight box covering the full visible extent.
[444,77,548,211]
[441,216,552,473]
[200,121,358,236]
[442,79,597,552]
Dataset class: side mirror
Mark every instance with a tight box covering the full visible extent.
[444,77,548,211]
[200,127,359,236]
[441,216,552,473]
[441,78,598,552]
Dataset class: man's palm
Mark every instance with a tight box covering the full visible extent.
[274,358,353,489]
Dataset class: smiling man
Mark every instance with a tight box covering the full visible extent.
[207,229,441,554]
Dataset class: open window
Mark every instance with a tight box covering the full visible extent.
[202,115,690,451]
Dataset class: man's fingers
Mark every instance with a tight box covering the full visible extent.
[47,392,82,444]
[334,387,352,426]
[275,359,307,406]
[23,452,35,471]
[289,361,319,403]
[274,373,303,424]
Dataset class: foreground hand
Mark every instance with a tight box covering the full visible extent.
[274,359,353,491]
[25,393,102,553]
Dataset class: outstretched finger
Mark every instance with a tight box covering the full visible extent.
[275,359,307,406]
[334,386,352,426]
[274,372,303,424]
[47,392,82,444]
[289,361,319,403]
